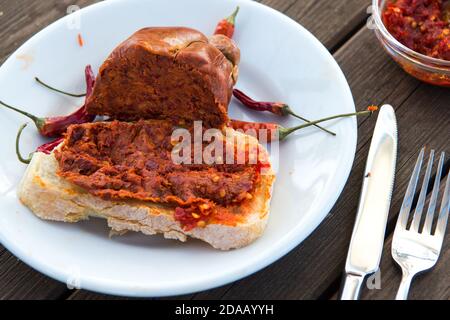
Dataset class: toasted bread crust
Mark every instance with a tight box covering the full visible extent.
[18,130,275,250]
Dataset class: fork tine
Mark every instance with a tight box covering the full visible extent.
[411,150,434,232]
[397,148,425,229]
[423,152,445,234]
[435,167,450,238]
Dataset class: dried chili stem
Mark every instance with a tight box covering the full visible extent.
[35,77,86,97]
[16,123,33,164]
[227,6,240,25]
[229,107,377,142]
[0,100,45,129]
[278,110,374,140]
[285,108,335,135]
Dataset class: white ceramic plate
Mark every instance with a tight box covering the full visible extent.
[0,0,356,297]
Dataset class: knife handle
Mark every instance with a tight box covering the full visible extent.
[339,273,365,300]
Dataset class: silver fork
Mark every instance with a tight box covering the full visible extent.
[392,148,449,300]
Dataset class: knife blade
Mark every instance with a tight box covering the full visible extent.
[339,104,398,300]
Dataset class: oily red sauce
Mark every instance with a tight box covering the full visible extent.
[383,0,450,60]
[55,120,263,230]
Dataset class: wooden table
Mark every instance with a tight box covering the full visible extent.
[0,0,448,300]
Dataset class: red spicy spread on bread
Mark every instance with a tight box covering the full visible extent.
[55,120,264,230]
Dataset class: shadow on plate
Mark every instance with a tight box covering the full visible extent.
[69,216,213,251]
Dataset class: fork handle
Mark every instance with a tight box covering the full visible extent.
[340,273,365,300]
[395,270,413,300]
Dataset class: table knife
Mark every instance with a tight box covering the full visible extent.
[339,105,398,300]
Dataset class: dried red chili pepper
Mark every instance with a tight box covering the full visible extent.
[15,123,64,164]
[0,99,93,137]
[233,89,336,136]
[37,136,64,154]
[1,65,95,137]
[84,65,95,97]
[229,107,378,142]
[214,6,239,38]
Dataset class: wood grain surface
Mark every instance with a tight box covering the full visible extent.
[0,0,448,300]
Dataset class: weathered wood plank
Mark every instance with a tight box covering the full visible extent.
[257,0,298,12]
[67,290,131,300]
[0,248,68,299]
[331,178,450,300]
[361,237,449,300]
[361,151,449,300]
[281,0,370,51]
[256,0,371,52]
[0,0,101,64]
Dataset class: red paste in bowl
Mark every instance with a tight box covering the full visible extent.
[383,0,450,60]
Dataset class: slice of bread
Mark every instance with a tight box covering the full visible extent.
[17,130,275,250]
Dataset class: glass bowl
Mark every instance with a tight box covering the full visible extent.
[372,0,450,87]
